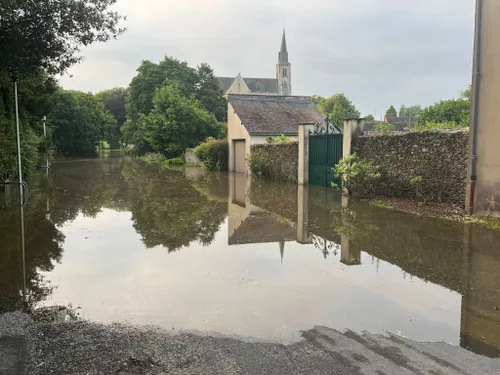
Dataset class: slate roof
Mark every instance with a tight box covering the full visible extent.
[228,94,325,135]
[228,211,296,245]
[216,77,279,94]
[385,116,415,130]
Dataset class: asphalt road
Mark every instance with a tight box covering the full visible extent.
[1,311,499,375]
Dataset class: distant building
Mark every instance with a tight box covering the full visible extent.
[227,94,324,174]
[216,30,291,96]
[383,115,415,130]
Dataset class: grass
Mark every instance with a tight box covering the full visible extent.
[465,216,500,230]
[370,199,393,209]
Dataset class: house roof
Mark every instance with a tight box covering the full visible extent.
[228,211,296,245]
[228,94,325,135]
[216,77,278,94]
[385,116,415,130]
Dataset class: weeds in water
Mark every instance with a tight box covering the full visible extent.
[370,200,393,209]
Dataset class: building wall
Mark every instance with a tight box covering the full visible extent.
[352,130,469,206]
[228,103,251,173]
[226,75,249,95]
[467,0,500,217]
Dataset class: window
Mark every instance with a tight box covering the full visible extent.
[283,69,287,78]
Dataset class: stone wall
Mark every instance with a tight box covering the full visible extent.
[185,148,204,166]
[251,142,298,183]
[352,129,469,206]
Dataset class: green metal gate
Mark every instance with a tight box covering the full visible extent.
[309,119,343,186]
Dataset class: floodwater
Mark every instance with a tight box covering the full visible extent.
[1,152,500,358]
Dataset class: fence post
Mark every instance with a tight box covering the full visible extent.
[298,123,315,185]
[343,118,365,159]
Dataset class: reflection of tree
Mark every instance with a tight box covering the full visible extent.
[0,178,64,313]
[47,153,128,225]
[122,161,227,252]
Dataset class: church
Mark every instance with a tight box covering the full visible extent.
[216,30,292,96]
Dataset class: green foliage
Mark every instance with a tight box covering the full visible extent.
[248,150,271,178]
[332,154,381,196]
[49,90,117,157]
[95,87,127,148]
[266,134,293,144]
[0,69,58,177]
[416,99,470,128]
[364,114,375,121]
[0,0,125,76]
[374,122,395,134]
[413,121,461,132]
[313,93,360,127]
[194,137,228,171]
[140,83,222,158]
[385,105,397,118]
[123,57,226,148]
[164,157,185,167]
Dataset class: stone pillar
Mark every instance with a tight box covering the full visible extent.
[297,123,315,185]
[343,118,365,159]
[340,235,361,266]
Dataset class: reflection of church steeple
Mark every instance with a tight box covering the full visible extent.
[279,240,285,264]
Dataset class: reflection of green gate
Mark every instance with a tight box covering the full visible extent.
[309,119,343,186]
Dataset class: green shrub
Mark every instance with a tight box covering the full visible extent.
[164,157,185,167]
[374,122,395,134]
[248,150,271,178]
[194,137,228,171]
[332,154,381,196]
[140,152,166,164]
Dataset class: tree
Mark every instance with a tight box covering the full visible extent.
[399,105,422,126]
[416,99,470,128]
[385,105,397,118]
[95,87,127,148]
[315,93,360,127]
[141,83,223,158]
[195,64,227,122]
[0,0,125,76]
[123,57,225,147]
[364,114,375,122]
[49,90,116,157]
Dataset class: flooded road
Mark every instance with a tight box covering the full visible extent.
[1,153,499,359]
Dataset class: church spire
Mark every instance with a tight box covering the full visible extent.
[279,29,288,63]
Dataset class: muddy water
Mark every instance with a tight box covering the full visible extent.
[1,154,499,357]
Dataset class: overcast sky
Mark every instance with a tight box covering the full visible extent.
[60,0,476,117]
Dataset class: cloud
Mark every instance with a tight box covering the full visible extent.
[60,0,475,115]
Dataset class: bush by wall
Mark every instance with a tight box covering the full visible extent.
[194,138,228,171]
[250,142,298,184]
[352,129,469,206]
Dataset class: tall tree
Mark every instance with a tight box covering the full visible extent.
[49,90,116,157]
[141,83,223,158]
[95,87,127,148]
[0,0,125,75]
[399,105,422,125]
[385,105,397,118]
[123,57,226,148]
[195,63,227,122]
[315,93,360,127]
[417,99,470,127]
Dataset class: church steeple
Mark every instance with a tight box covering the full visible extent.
[279,29,288,63]
[276,29,292,96]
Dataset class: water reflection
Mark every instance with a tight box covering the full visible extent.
[0,155,499,358]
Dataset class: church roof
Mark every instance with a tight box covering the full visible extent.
[216,76,278,94]
[279,29,288,63]
[228,94,325,135]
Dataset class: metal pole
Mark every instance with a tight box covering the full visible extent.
[14,79,24,205]
[42,116,49,169]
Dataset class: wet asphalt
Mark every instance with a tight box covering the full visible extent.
[1,311,499,375]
